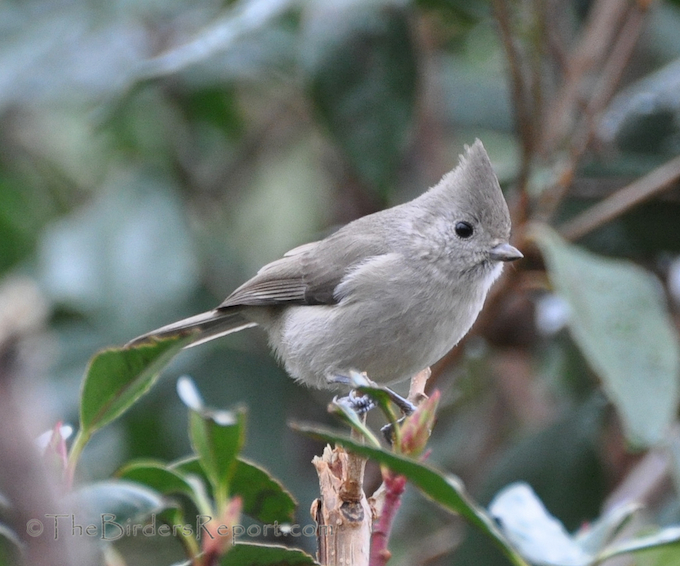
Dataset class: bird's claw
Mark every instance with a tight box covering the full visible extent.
[334,390,376,414]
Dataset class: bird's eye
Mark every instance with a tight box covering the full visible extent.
[455,221,474,239]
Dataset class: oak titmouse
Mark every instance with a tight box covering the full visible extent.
[129,140,522,389]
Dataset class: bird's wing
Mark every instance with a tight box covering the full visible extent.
[218,220,392,309]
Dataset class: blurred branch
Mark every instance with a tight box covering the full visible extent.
[559,154,680,241]
[571,0,654,157]
[542,0,630,153]
[536,0,655,223]
[492,0,538,195]
[133,0,300,81]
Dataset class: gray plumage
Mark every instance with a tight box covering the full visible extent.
[128,140,522,388]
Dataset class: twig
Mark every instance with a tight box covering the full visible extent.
[571,1,653,157]
[369,472,407,566]
[543,0,570,76]
[542,0,629,152]
[560,153,680,241]
[491,0,536,192]
[368,370,434,566]
[537,0,653,223]
[408,368,431,405]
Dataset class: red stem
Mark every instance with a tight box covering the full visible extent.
[370,472,407,566]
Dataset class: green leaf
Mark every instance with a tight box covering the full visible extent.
[189,406,247,502]
[291,423,529,566]
[116,459,201,502]
[535,225,680,447]
[80,336,190,436]
[66,480,166,538]
[116,461,207,556]
[171,456,210,486]
[230,459,296,525]
[173,456,297,525]
[301,0,417,194]
[220,542,318,566]
[177,375,247,498]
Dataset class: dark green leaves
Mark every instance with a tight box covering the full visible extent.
[178,376,247,501]
[67,337,190,485]
[117,376,296,538]
[67,480,167,531]
[301,0,417,195]
[80,337,189,435]
[229,459,296,525]
[117,460,202,503]
[535,226,680,447]
[189,406,246,501]
[171,456,297,525]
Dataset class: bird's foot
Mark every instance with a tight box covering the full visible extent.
[334,390,376,414]
[328,373,416,416]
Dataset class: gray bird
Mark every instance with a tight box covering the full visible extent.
[129,140,522,391]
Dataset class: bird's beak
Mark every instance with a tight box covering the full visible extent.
[489,242,523,262]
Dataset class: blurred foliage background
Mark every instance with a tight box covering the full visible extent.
[3,0,680,564]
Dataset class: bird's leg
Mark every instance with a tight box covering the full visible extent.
[378,392,415,445]
[381,368,432,443]
[383,390,416,416]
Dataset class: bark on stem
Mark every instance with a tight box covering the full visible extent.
[312,430,371,566]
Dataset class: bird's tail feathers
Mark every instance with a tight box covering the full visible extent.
[127,309,256,349]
